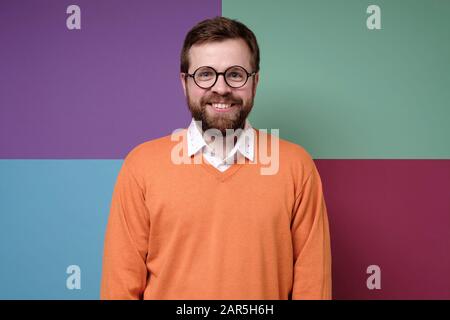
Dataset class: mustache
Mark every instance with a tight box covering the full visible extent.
[200,94,242,105]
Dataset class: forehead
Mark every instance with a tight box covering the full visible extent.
[188,38,252,72]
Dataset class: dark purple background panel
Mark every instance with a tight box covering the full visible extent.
[0,0,220,158]
[315,159,450,299]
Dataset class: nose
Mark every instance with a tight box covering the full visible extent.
[211,74,232,95]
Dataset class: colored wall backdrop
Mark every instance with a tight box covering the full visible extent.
[1,0,449,299]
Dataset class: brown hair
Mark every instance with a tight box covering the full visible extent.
[180,16,260,74]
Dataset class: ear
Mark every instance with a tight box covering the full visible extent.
[180,73,187,97]
[252,72,260,96]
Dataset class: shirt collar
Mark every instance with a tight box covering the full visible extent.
[187,117,255,162]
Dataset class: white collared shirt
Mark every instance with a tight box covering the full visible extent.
[187,118,255,172]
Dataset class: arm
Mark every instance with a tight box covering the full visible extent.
[100,160,150,299]
[291,165,332,299]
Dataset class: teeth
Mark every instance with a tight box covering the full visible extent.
[212,103,232,109]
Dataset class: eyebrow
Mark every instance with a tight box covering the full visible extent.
[190,65,252,72]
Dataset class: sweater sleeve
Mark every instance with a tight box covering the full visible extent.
[290,164,332,299]
[100,160,150,300]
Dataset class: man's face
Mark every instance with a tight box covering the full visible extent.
[180,38,259,135]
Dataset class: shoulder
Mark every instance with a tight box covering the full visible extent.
[122,130,186,171]
[255,128,316,174]
[254,128,318,196]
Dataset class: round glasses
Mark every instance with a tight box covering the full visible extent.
[185,65,256,89]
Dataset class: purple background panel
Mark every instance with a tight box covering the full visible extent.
[0,0,220,158]
[315,159,450,299]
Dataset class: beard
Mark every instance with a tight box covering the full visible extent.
[185,84,255,135]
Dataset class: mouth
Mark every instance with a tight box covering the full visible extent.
[206,103,237,113]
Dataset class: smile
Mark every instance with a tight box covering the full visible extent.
[207,103,236,112]
[212,103,232,109]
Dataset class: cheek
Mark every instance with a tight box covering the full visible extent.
[187,85,205,102]
[235,88,253,103]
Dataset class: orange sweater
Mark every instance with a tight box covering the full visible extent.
[100,129,332,299]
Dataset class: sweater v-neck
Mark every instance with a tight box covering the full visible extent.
[199,153,247,182]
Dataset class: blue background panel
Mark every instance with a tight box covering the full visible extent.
[0,160,121,299]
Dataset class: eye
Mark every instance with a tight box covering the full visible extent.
[227,70,244,81]
[196,70,214,80]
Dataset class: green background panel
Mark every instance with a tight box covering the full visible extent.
[223,0,450,158]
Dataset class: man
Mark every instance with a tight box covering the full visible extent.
[100,16,332,300]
